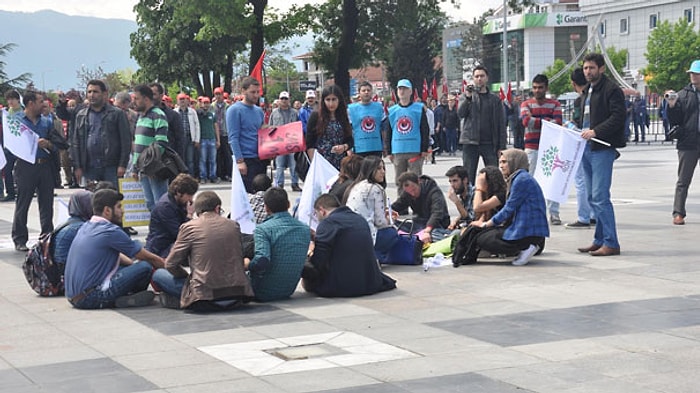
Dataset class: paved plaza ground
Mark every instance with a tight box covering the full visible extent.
[2,141,699,393]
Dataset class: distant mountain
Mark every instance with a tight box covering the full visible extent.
[1,9,315,93]
[1,10,138,91]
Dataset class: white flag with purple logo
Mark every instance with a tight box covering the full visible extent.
[230,155,256,234]
[533,121,586,204]
[2,109,38,164]
[296,153,339,230]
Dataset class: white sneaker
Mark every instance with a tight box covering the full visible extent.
[512,244,539,266]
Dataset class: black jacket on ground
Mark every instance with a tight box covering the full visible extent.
[667,84,700,151]
[309,207,396,298]
[391,175,450,229]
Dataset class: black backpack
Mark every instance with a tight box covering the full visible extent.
[22,222,71,296]
[137,140,188,181]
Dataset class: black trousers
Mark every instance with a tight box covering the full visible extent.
[12,159,55,245]
[217,136,233,180]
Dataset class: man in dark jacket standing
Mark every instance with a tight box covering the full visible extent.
[391,172,450,242]
[577,53,626,257]
[67,80,131,188]
[458,65,507,184]
[303,194,396,298]
[667,59,700,225]
[150,83,184,159]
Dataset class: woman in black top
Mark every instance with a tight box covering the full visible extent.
[306,85,354,170]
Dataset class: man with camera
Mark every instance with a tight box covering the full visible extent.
[457,65,507,184]
[666,59,700,225]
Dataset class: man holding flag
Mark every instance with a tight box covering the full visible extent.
[577,53,626,257]
[11,91,68,252]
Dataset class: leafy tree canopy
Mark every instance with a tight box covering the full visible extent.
[644,19,700,93]
[0,43,31,98]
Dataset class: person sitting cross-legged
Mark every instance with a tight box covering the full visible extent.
[152,191,255,311]
[64,189,165,309]
[244,187,310,302]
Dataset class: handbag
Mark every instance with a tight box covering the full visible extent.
[258,121,306,160]
[136,141,187,181]
[382,220,423,265]
[294,151,311,181]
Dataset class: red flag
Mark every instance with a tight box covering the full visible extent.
[383,101,388,115]
[414,88,420,102]
[431,79,437,99]
[462,79,467,93]
[250,49,266,94]
[499,86,506,102]
[506,82,512,103]
[372,94,379,102]
[422,79,428,101]
[442,78,449,96]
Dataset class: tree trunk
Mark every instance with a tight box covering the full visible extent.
[334,0,358,102]
[248,0,267,75]
[202,70,212,97]
[191,70,204,97]
[224,54,234,94]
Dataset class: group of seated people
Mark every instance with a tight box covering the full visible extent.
[53,173,395,311]
[45,147,548,311]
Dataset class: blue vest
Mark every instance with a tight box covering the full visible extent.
[388,103,422,154]
[348,102,384,153]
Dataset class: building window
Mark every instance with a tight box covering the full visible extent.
[620,17,629,34]
[599,20,606,37]
[650,13,658,29]
[684,8,694,24]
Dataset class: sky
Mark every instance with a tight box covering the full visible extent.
[0,0,502,23]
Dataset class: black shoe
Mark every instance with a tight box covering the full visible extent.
[124,227,138,236]
[68,183,81,189]
[291,184,302,192]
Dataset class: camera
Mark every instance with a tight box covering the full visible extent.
[466,85,475,92]
[665,92,678,100]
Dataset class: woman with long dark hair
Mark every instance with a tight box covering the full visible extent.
[473,166,507,222]
[344,156,397,259]
[305,85,354,170]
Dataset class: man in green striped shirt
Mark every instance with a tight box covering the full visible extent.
[131,84,170,211]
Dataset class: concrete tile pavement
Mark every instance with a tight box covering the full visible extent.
[2,144,700,392]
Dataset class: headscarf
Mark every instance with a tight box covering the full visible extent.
[68,190,94,221]
[500,148,529,197]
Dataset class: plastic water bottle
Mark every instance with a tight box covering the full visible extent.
[433,253,445,267]
[564,121,580,131]
[423,258,432,272]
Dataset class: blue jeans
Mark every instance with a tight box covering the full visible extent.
[199,139,218,180]
[140,174,168,211]
[71,262,153,309]
[445,128,457,153]
[84,165,119,188]
[581,146,619,249]
[575,145,594,223]
[152,268,185,298]
[185,142,196,176]
[275,153,298,186]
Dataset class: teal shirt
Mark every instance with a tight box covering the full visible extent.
[199,111,216,140]
[249,212,310,302]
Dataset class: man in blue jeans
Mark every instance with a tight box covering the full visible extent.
[64,189,165,309]
[576,53,626,256]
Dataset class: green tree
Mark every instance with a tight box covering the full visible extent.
[543,58,571,96]
[0,43,31,96]
[645,19,700,93]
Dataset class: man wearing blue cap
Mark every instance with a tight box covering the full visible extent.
[667,59,700,225]
[383,79,430,185]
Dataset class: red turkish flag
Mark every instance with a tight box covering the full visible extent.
[431,78,437,99]
[442,78,449,96]
[422,79,428,101]
[414,88,420,102]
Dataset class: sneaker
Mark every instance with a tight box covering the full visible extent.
[200,178,207,184]
[124,227,139,236]
[565,221,590,229]
[512,244,540,266]
[115,290,155,308]
[14,243,29,252]
[1,194,16,202]
[159,292,181,309]
[291,184,302,192]
[212,178,221,184]
[673,215,685,225]
[550,214,562,225]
